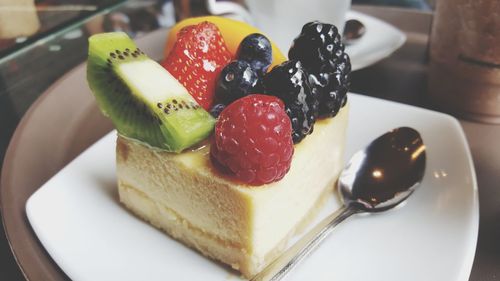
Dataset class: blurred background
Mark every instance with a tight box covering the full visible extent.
[0,0,435,174]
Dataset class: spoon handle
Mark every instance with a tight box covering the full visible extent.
[250,206,357,281]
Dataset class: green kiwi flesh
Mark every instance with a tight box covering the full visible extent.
[87,32,215,152]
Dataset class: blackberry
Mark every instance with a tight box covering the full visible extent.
[289,21,351,118]
[263,60,318,143]
[309,58,350,117]
[215,60,260,105]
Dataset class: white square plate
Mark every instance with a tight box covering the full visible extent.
[27,94,478,281]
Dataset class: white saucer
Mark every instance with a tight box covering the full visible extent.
[345,10,406,70]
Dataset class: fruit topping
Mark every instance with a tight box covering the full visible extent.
[210,103,226,118]
[87,32,215,152]
[210,94,294,185]
[215,60,259,105]
[237,33,273,76]
[164,16,286,71]
[289,21,351,118]
[161,21,232,110]
[308,68,349,117]
[263,60,318,143]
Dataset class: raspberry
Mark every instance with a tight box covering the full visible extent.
[210,94,294,185]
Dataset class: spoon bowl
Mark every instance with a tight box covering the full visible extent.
[339,127,426,212]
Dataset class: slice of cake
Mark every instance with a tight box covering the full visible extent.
[87,18,351,278]
[117,105,347,276]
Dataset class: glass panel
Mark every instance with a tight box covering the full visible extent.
[0,0,126,59]
[0,0,176,168]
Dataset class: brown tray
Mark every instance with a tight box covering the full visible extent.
[0,27,167,281]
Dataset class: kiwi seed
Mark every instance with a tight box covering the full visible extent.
[87,32,215,152]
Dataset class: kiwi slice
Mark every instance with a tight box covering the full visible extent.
[87,32,215,152]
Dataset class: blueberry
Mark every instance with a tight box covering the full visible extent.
[237,33,273,76]
[210,103,226,118]
[215,60,259,105]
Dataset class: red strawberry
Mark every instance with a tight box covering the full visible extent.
[162,22,232,110]
[210,94,294,185]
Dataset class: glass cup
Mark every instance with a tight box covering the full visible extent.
[174,0,351,52]
[0,0,40,39]
[428,0,500,123]
[238,0,351,52]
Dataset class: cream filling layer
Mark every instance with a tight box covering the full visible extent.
[118,178,335,277]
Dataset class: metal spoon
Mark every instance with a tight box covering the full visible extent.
[250,127,426,281]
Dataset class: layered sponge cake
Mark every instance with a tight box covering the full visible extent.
[87,17,351,278]
[117,106,347,276]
